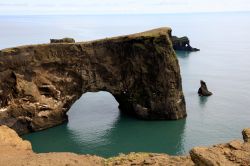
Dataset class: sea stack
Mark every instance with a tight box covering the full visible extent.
[198,80,212,96]
[171,36,200,51]
[0,27,186,135]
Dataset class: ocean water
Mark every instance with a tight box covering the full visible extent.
[1,13,250,157]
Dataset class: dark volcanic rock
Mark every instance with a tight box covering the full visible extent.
[0,27,186,135]
[198,80,212,96]
[171,36,199,51]
[50,37,75,43]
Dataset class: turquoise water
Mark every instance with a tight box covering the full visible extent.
[1,13,250,157]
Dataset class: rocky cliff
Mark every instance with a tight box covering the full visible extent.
[0,125,249,166]
[0,27,186,135]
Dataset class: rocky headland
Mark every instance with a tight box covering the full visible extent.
[0,27,186,135]
[0,125,249,166]
[1,27,248,165]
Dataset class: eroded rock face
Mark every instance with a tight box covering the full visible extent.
[0,125,32,151]
[106,153,194,166]
[190,140,250,165]
[0,125,105,166]
[0,27,186,135]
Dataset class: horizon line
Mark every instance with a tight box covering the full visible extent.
[0,10,250,16]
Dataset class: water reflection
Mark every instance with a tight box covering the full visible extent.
[103,113,187,156]
[22,124,84,153]
[23,91,187,157]
[199,96,208,107]
[66,92,120,149]
[175,51,192,59]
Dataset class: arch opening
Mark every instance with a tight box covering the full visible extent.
[67,91,120,132]
[22,91,187,157]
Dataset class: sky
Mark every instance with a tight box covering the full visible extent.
[0,0,250,15]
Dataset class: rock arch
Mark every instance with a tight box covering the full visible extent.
[0,28,186,135]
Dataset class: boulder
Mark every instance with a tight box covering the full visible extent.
[0,125,32,150]
[190,139,250,165]
[242,128,250,143]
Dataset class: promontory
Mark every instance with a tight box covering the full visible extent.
[0,27,186,135]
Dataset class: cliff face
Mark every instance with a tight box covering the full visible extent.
[0,27,186,135]
[0,125,250,166]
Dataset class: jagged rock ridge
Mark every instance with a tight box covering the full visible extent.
[0,27,186,135]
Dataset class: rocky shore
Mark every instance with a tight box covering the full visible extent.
[0,125,249,166]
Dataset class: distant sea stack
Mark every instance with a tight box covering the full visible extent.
[171,36,200,51]
[0,27,186,135]
[198,80,213,96]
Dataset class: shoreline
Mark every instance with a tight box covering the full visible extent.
[0,125,249,165]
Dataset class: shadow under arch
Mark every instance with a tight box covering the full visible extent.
[103,113,187,157]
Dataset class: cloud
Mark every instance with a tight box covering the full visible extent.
[0,0,249,15]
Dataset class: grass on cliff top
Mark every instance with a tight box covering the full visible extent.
[0,27,172,51]
[83,27,172,44]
